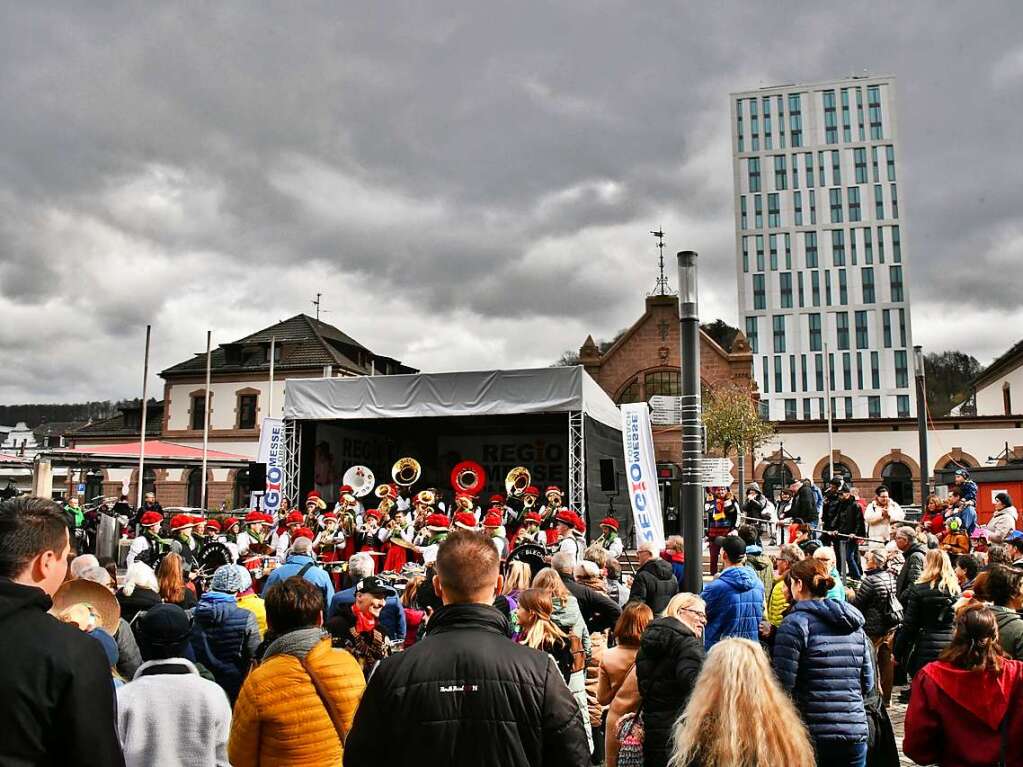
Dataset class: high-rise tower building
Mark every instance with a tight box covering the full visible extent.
[731,76,914,421]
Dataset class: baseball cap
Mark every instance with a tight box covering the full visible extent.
[720,535,747,563]
[356,576,394,597]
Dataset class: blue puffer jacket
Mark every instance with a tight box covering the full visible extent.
[189,590,261,703]
[701,565,765,649]
[772,598,874,744]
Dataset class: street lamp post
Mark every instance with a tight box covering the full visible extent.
[677,251,704,594]
[914,345,929,506]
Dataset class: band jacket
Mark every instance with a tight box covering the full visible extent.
[342,603,589,767]
[0,577,126,767]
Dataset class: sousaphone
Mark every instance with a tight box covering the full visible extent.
[451,460,486,497]
[343,465,376,498]
[505,466,531,498]
[392,457,421,488]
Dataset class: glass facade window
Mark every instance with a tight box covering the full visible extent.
[854,147,867,183]
[832,229,845,266]
[850,229,858,265]
[801,354,808,392]
[811,270,821,307]
[762,357,770,393]
[753,273,766,309]
[886,145,896,181]
[823,90,837,144]
[856,86,866,140]
[755,195,764,228]
[742,237,749,272]
[825,269,833,306]
[890,265,904,302]
[749,97,759,151]
[794,190,803,226]
[748,157,761,192]
[805,231,818,267]
[890,183,899,219]
[843,353,852,390]
[790,354,797,392]
[883,310,892,347]
[756,235,765,270]
[832,151,841,185]
[857,352,864,389]
[774,155,787,190]
[797,271,805,307]
[845,396,853,418]
[899,308,907,347]
[804,397,812,419]
[855,310,869,348]
[871,146,880,182]
[773,315,786,353]
[862,267,875,303]
[809,313,822,351]
[864,227,873,264]
[818,151,826,186]
[769,234,778,270]
[830,188,843,223]
[780,272,793,308]
[774,356,783,393]
[736,100,744,152]
[778,95,786,148]
[838,268,848,305]
[868,396,880,418]
[804,152,814,187]
[868,85,882,139]
[785,399,797,421]
[740,196,747,229]
[894,350,909,388]
[841,88,852,142]
[763,96,772,150]
[785,233,792,268]
[789,94,802,147]
[791,153,799,189]
[871,351,880,388]
[759,399,770,419]
[829,354,836,391]
[892,225,901,262]
[848,187,861,222]
[745,316,758,353]
[875,184,884,219]
[897,395,910,418]
[878,226,885,263]
[768,194,780,228]
[837,311,850,350]
[815,354,825,392]
[809,189,817,225]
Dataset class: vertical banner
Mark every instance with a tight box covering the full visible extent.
[621,403,665,551]
[257,418,286,513]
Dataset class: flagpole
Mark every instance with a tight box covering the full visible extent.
[136,325,151,511]
[267,336,276,417]
[200,330,212,510]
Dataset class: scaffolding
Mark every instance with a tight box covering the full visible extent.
[282,417,302,506]
[568,410,585,518]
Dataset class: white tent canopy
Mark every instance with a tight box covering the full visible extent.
[283,365,621,430]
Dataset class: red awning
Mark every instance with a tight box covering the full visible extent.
[65,440,249,461]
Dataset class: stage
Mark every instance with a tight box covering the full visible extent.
[280,366,627,538]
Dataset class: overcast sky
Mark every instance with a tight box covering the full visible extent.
[2,2,1022,403]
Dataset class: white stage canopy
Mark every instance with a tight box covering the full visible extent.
[283,365,621,431]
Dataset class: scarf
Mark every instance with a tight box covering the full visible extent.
[713,497,727,522]
[353,604,378,634]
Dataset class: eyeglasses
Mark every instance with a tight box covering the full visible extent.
[680,607,706,619]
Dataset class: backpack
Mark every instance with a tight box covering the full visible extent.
[615,711,645,767]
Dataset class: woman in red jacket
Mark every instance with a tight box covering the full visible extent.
[903,601,1023,766]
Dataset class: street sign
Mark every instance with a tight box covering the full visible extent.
[700,457,734,486]
[649,395,682,425]
[76,483,86,494]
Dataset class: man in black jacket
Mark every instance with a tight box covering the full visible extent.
[787,479,819,529]
[551,551,622,632]
[627,540,679,615]
[894,525,927,605]
[833,485,866,578]
[0,496,125,767]
[344,529,589,767]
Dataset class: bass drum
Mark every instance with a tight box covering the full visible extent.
[505,542,547,580]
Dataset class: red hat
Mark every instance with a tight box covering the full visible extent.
[364,508,383,523]
[555,509,579,529]
[426,513,450,531]
[321,511,337,521]
[455,492,474,504]
[545,486,561,494]
[483,511,503,529]
[223,517,240,530]
[245,510,272,525]
[523,486,540,497]
[338,484,354,495]
[286,510,304,525]
[488,494,505,506]
[454,511,479,530]
[293,527,315,541]
[523,511,542,525]
[170,514,198,531]
[600,517,619,531]
[573,513,586,533]
[205,519,222,533]
[305,491,327,510]
[139,511,163,527]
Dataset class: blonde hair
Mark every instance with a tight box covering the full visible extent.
[665,592,704,621]
[531,567,570,601]
[669,638,815,767]
[517,588,567,650]
[917,548,962,596]
[503,561,532,594]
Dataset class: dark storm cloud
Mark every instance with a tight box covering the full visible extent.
[0,1,1021,401]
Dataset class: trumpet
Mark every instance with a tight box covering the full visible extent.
[415,489,436,508]
[505,466,531,498]
[392,457,421,488]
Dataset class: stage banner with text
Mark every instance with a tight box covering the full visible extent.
[257,418,286,513]
[621,403,665,551]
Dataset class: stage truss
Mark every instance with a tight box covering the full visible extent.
[282,418,302,507]
[568,410,585,521]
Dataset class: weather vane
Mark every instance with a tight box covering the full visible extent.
[649,228,674,296]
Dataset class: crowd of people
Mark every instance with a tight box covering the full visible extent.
[2,463,1023,767]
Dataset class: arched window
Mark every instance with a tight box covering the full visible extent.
[882,461,913,505]
[821,462,853,485]
[186,468,204,509]
[644,370,681,398]
[233,468,251,510]
[763,463,794,501]
[616,378,641,405]
[142,467,157,497]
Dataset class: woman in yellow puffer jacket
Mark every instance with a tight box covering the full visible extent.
[767,544,806,628]
[229,577,366,767]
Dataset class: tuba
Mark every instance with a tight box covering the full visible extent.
[342,465,375,498]
[450,460,486,497]
[375,483,396,516]
[505,466,531,498]
[392,457,421,488]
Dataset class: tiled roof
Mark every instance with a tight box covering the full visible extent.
[32,421,88,438]
[973,338,1023,390]
[72,404,163,439]
[160,314,413,378]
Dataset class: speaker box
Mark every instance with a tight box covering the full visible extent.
[248,462,267,493]
[600,459,617,492]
